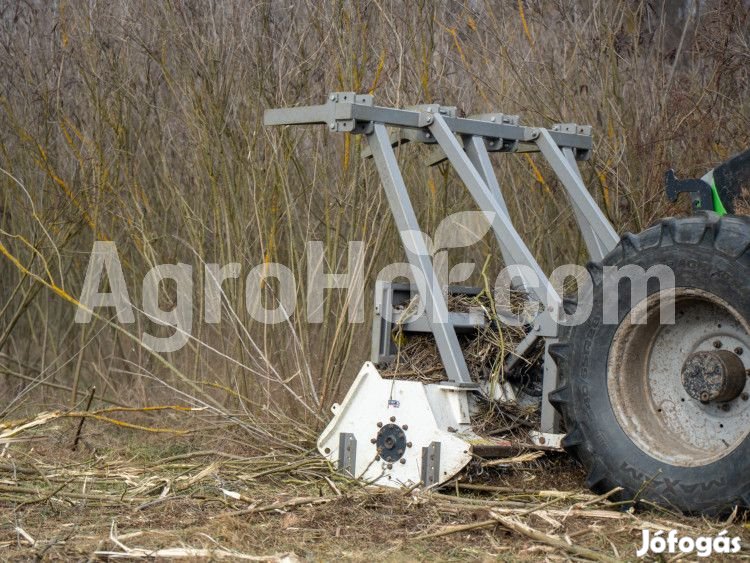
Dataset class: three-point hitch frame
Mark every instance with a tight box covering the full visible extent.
[264,92,620,444]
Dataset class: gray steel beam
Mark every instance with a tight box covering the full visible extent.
[536,129,619,257]
[463,135,509,215]
[463,135,533,294]
[428,114,561,315]
[264,103,332,126]
[366,123,475,387]
[264,94,593,152]
[561,147,611,261]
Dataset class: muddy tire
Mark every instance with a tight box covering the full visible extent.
[550,213,750,514]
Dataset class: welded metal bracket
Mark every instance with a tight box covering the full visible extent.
[421,441,441,487]
[338,433,357,477]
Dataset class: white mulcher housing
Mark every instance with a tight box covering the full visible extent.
[317,363,475,488]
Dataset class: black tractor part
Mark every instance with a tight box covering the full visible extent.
[550,213,750,514]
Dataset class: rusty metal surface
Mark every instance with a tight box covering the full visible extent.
[681,350,746,403]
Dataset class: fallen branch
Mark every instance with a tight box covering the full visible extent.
[94,547,299,561]
[214,496,334,518]
[490,512,619,563]
[72,386,96,450]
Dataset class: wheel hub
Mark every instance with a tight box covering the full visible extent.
[681,350,746,403]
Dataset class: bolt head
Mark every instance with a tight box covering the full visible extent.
[713,340,723,349]
[742,392,749,401]
[386,463,393,470]
[370,438,377,444]
[735,347,744,356]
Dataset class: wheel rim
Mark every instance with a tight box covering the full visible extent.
[607,288,750,467]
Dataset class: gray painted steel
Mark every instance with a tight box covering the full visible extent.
[536,129,618,256]
[421,441,441,487]
[428,113,560,313]
[367,123,475,386]
[338,432,357,477]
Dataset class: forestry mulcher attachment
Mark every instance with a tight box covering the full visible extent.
[265,93,750,514]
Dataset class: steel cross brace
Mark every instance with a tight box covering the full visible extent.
[367,123,476,387]
[536,131,619,261]
[428,113,561,327]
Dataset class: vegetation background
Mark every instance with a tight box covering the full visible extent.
[1,1,750,559]
[1,0,749,453]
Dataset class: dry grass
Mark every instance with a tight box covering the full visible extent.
[2,416,749,561]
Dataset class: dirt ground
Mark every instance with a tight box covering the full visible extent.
[1,415,749,562]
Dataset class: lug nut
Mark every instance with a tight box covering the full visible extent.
[386,463,393,470]
[400,459,406,464]
[370,438,377,444]
[713,340,723,349]
[376,421,383,428]
[389,416,396,422]
[735,347,744,355]
[402,424,408,430]
[406,442,412,448]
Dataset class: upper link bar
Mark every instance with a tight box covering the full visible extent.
[264,92,593,154]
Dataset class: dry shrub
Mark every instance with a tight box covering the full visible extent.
[0,1,748,451]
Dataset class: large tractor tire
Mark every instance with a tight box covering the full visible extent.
[550,213,750,514]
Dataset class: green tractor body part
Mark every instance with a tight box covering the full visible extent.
[710,179,729,216]
[667,148,750,216]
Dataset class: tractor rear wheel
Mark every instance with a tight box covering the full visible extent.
[550,213,750,514]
